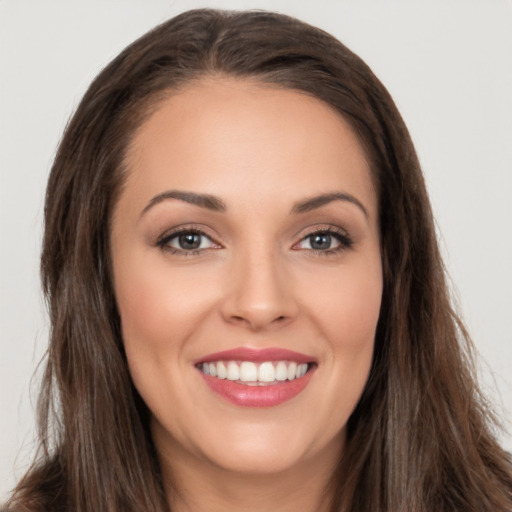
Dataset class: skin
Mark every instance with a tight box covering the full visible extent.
[111,77,383,512]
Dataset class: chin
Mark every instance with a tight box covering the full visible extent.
[155,410,345,478]
[211,434,309,474]
[206,422,345,478]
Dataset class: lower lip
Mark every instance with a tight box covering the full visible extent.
[198,367,315,407]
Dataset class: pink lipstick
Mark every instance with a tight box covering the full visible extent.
[195,347,317,407]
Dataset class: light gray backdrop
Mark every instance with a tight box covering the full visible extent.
[1,0,511,501]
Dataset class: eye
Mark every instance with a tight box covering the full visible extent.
[157,229,219,253]
[294,229,353,253]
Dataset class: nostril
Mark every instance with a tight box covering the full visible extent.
[227,313,290,330]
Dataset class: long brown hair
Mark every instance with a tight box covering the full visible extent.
[7,9,512,512]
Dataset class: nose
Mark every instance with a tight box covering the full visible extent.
[220,247,299,331]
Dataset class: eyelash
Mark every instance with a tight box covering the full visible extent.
[293,226,353,256]
[156,226,353,256]
[156,227,219,256]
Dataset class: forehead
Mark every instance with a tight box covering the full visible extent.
[122,77,377,218]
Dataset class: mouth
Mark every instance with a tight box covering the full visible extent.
[196,360,312,385]
[195,348,317,407]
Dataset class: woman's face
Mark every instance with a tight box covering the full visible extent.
[111,78,382,477]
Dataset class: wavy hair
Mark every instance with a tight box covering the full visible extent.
[7,8,512,512]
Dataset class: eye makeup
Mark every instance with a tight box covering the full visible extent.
[155,225,222,255]
[292,225,353,256]
[154,223,354,258]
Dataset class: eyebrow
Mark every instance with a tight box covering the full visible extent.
[291,192,369,218]
[141,190,227,217]
[140,189,368,219]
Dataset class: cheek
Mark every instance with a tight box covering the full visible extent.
[115,255,212,349]
[116,272,176,355]
[309,261,382,428]
[113,258,218,416]
[303,256,382,400]
[113,255,229,407]
[114,268,175,400]
[305,258,383,350]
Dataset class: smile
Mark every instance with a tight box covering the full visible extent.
[198,360,310,384]
[195,347,317,407]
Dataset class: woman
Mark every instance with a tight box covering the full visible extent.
[5,8,512,512]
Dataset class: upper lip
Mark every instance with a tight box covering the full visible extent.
[195,347,316,365]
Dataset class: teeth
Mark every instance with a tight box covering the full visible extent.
[217,361,227,379]
[226,361,240,381]
[287,362,297,380]
[258,362,275,382]
[275,361,288,381]
[239,362,258,382]
[200,360,310,384]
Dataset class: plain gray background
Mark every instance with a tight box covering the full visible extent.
[1,0,511,501]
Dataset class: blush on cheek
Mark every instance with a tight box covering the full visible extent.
[116,265,180,343]
[320,288,381,348]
